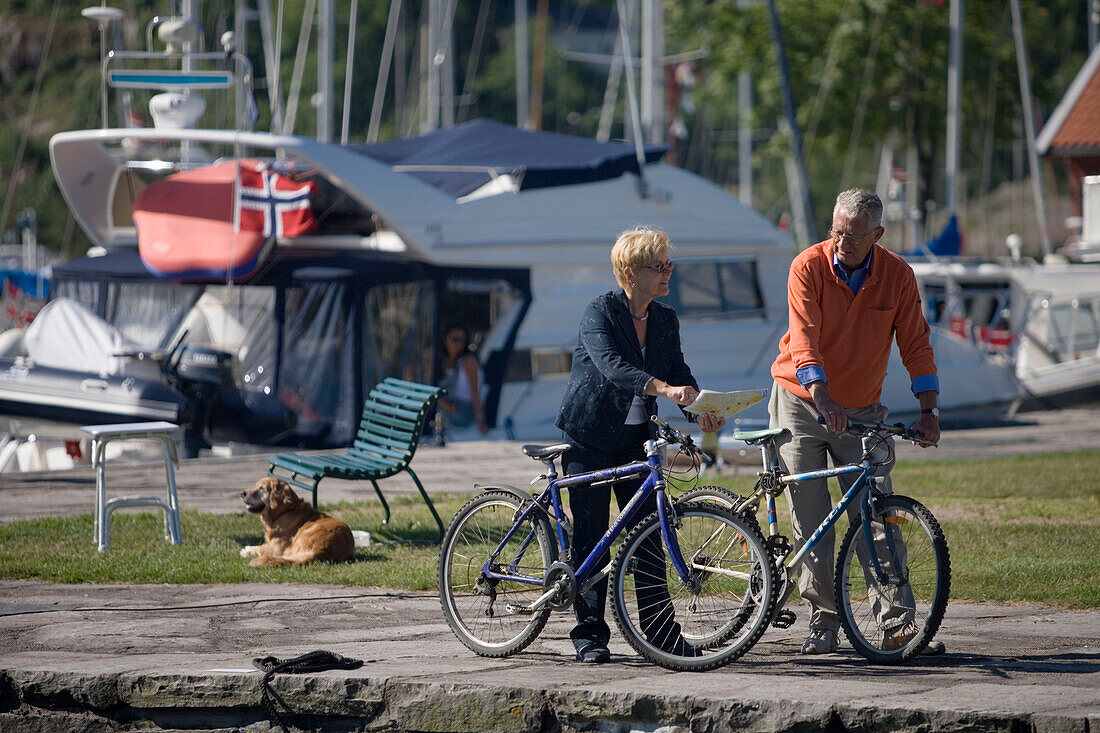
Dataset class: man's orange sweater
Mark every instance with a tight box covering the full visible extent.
[771,240,936,408]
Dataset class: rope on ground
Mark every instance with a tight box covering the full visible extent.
[252,650,364,733]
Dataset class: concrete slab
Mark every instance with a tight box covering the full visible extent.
[0,581,1097,731]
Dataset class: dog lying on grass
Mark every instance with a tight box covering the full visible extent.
[240,477,355,566]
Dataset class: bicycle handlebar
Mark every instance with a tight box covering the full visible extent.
[816,416,937,447]
[649,415,704,455]
[847,420,934,446]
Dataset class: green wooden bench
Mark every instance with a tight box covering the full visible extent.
[267,378,447,542]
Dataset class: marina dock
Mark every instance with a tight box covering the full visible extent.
[0,407,1098,731]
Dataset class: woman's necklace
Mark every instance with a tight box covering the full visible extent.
[630,310,648,322]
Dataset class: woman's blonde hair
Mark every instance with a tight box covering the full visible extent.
[611,226,672,289]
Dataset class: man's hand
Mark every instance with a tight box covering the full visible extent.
[696,414,725,433]
[808,382,846,434]
[911,413,940,446]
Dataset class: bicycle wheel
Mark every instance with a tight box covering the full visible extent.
[675,486,761,534]
[438,491,556,657]
[835,494,950,664]
[610,503,776,671]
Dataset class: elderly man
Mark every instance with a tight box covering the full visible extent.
[769,188,944,656]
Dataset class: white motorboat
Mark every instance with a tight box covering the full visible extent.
[911,257,1100,410]
[35,4,1022,454]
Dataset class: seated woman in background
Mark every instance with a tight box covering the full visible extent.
[437,323,488,435]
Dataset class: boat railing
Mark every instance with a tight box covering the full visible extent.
[101,49,255,133]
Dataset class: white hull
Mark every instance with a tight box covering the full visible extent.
[48,125,1026,444]
[911,258,1100,411]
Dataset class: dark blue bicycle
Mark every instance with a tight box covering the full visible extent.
[438,416,777,671]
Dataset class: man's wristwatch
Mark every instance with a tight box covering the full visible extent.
[921,407,940,418]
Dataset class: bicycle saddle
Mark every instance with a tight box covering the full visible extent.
[521,443,573,460]
[732,426,790,444]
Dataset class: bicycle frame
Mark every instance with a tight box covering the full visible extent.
[478,438,696,605]
[749,433,900,585]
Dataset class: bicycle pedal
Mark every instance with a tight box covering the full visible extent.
[771,610,797,629]
[766,534,792,560]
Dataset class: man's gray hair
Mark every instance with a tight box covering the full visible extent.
[834,189,883,229]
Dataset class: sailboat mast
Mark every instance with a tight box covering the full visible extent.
[317,0,333,142]
[641,0,664,144]
[515,0,530,129]
[765,0,816,245]
[945,0,962,219]
[1009,0,1052,257]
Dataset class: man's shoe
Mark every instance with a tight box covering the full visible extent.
[883,623,946,656]
[575,642,610,663]
[800,629,839,654]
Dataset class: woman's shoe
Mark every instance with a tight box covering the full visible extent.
[575,642,611,663]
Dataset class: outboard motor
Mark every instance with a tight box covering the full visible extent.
[166,345,234,457]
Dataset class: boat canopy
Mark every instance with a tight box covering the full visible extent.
[50,248,531,447]
[349,118,667,199]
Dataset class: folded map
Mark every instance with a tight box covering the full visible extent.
[684,389,768,418]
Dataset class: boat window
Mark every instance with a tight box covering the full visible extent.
[173,286,278,391]
[52,280,102,314]
[363,279,437,388]
[284,280,356,440]
[1047,300,1100,357]
[666,259,765,318]
[922,283,949,323]
[106,282,201,349]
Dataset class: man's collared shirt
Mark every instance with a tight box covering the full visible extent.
[833,250,872,295]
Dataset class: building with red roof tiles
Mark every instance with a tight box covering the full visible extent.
[1037,44,1100,217]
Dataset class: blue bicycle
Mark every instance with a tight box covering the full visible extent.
[678,420,951,663]
[438,417,778,671]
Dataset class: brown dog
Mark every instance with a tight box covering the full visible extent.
[240,477,355,566]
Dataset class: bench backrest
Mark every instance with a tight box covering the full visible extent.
[348,378,445,466]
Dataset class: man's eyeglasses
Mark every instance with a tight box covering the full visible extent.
[644,261,675,275]
[830,228,874,243]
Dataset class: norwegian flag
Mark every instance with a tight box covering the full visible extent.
[135,158,318,281]
[236,162,317,239]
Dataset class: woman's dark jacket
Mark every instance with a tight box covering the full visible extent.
[556,289,698,450]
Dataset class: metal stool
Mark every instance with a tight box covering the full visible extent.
[80,422,183,552]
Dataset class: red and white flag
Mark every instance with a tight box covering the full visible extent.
[236,161,317,239]
[135,158,317,280]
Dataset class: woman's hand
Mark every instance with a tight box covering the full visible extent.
[696,414,725,433]
[649,379,699,406]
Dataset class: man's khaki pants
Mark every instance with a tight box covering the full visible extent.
[768,383,914,634]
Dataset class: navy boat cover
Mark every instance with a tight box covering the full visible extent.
[349,118,667,199]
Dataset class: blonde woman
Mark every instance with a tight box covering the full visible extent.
[555,226,724,663]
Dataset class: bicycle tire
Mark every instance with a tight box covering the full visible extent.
[610,503,776,671]
[438,491,556,657]
[675,486,762,533]
[834,494,950,664]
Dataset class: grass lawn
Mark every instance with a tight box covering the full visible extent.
[1,449,1097,608]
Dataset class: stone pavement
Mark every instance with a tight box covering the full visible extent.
[0,581,1097,732]
[0,407,1098,731]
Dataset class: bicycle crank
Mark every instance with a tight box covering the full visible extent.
[542,561,577,611]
